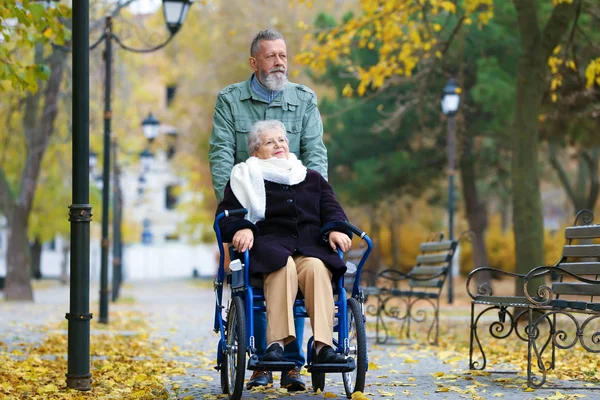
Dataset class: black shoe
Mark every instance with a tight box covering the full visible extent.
[281,367,306,391]
[246,370,273,390]
[262,343,284,362]
[315,346,347,364]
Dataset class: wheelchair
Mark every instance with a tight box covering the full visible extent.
[213,208,372,400]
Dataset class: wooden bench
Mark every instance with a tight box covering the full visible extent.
[370,235,458,345]
[467,209,600,388]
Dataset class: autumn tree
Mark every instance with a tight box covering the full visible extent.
[297,0,600,293]
[0,0,148,300]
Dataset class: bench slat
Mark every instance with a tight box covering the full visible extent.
[408,266,447,276]
[473,296,531,306]
[416,253,450,265]
[409,279,443,288]
[555,262,600,275]
[562,244,600,258]
[552,282,600,296]
[420,240,455,252]
[565,225,600,240]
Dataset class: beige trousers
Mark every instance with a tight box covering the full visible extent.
[263,255,334,348]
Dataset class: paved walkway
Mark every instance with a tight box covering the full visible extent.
[1,280,599,399]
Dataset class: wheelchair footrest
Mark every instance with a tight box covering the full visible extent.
[307,357,356,373]
[247,355,296,371]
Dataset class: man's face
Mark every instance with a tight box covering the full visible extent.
[250,39,288,91]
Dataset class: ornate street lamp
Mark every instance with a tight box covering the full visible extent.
[163,0,194,34]
[441,79,460,116]
[440,78,461,305]
[141,113,160,144]
[139,149,155,171]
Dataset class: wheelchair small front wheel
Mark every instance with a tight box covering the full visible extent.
[219,339,229,394]
[343,297,367,398]
[225,296,246,400]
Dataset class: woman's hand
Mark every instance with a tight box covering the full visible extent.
[328,231,352,253]
[232,229,254,252]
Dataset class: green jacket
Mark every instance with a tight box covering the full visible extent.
[209,75,328,202]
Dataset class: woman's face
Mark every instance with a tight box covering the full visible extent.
[253,129,289,160]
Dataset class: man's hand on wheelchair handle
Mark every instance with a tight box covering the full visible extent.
[232,228,254,252]
[329,231,351,253]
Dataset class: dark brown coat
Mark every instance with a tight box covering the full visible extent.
[216,170,350,279]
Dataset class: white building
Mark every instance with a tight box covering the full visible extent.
[119,139,217,281]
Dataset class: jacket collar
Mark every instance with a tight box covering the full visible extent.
[240,74,299,108]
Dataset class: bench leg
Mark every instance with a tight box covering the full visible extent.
[375,296,388,345]
[468,302,484,370]
[433,297,440,345]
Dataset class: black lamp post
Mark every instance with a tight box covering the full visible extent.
[440,78,461,305]
[95,0,193,325]
[67,0,92,391]
[68,0,193,387]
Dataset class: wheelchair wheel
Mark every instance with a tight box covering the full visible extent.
[311,371,325,392]
[343,297,367,398]
[225,296,246,400]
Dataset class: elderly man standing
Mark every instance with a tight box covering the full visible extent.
[209,29,328,391]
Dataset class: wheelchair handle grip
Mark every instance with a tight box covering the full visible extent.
[223,208,248,217]
[344,222,366,238]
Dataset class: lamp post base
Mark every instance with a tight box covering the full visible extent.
[66,373,92,391]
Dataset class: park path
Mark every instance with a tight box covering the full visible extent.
[1,280,599,399]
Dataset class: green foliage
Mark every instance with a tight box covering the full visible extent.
[0,1,71,92]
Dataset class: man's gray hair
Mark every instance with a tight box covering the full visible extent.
[250,29,285,57]
[248,120,289,153]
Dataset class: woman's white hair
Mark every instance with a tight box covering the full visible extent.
[248,120,289,154]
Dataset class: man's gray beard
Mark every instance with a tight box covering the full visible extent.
[261,70,288,91]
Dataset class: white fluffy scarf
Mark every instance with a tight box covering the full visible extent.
[230,154,307,223]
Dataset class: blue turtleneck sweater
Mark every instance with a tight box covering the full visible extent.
[251,74,282,103]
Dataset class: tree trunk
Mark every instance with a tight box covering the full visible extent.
[389,200,399,268]
[30,237,42,279]
[512,0,579,296]
[459,134,491,285]
[549,145,600,214]
[5,206,33,301]
[2,45,67,300]
[367,204,381,275]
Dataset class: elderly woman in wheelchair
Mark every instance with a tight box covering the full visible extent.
[217,119,352,361]
[214,119,369,399]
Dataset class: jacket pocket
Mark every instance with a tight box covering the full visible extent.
[283,118,302,154]
[234,119,252,162]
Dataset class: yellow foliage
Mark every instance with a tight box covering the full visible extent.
[584,58,600,89]
[296,0,494,95]
[459,216,565,276]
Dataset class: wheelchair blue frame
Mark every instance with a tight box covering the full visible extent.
[213,208,372,397]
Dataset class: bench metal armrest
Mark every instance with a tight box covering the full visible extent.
[378,268,410,282]
[524,265,600,306]
[466,267,527,300]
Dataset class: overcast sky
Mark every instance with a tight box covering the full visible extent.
[128,0,162,14]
